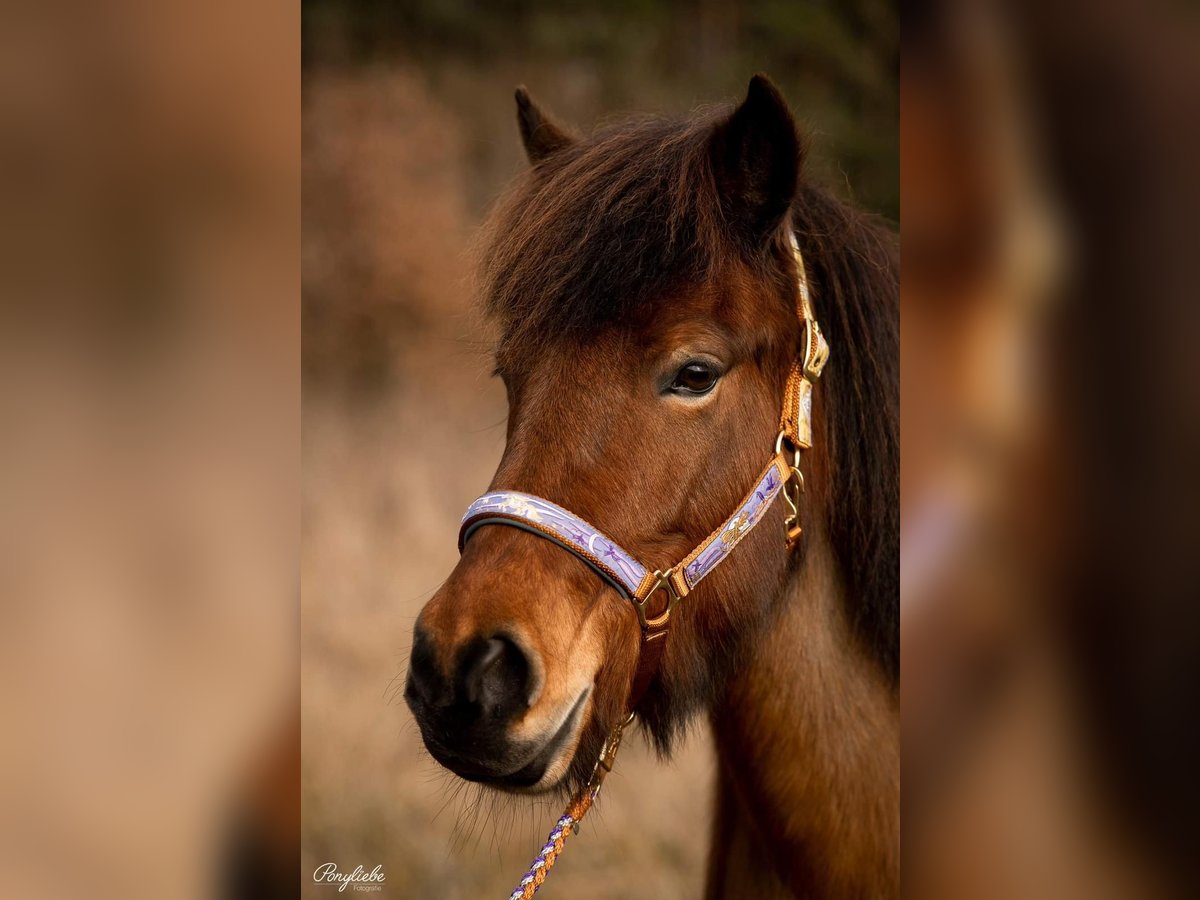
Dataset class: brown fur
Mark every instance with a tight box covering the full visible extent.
[706,529,899,898]
[408,76,898,896]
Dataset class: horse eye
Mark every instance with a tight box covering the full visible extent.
[669,361,720,396]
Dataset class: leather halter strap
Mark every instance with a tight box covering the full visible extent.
[779,231,830,449]
[458,453,792,707]
[457,229,827,714]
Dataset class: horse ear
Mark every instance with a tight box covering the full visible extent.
[709,74,802,245]
[514,86,576,164]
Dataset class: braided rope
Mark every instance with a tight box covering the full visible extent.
[507,786,597,899]
[506,712,635,899]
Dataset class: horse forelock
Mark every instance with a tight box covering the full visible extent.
[479,112,737,364]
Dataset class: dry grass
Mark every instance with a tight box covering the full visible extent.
[302,67,714,898]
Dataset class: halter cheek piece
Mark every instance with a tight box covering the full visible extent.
[461,231,829,900]
[458,231,829,717]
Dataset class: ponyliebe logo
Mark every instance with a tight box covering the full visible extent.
[312,862,386,893]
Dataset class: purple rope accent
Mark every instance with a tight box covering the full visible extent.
[507,815,577,898]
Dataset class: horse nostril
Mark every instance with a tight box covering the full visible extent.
[456,635,532,720]
[460,638,504,705]
[405,626,447,708]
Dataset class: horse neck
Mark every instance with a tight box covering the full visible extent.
[706,525,899,899]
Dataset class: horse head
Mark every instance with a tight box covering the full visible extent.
[405,75,897,806]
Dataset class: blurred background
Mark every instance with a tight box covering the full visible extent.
[300,1,896,897]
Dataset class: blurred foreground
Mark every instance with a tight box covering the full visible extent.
[0,1,298,898]
[902,1,1200,896]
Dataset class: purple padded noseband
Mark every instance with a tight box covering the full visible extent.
[458,491,647,597]
[457,455,792,609]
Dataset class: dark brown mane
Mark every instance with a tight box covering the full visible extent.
[478,110,899,680]
[479,112,740,356]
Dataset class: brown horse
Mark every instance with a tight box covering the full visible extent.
[405,75,898,898]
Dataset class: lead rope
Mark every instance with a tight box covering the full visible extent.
[506,229,825,899]
[507,714,631,899]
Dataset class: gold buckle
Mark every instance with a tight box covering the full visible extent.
[596,711,634,774]
[802,317,830,381]
[634,568,681,630]
[585,711,636,800]
[776,432,805,550]
[783,467,805,549]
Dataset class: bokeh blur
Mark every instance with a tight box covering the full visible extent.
[902,1,1200,896]
[301,1,896,897]
[0,1,297,898]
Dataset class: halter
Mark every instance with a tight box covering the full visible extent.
[458,231,829,899]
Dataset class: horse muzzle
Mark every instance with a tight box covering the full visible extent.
[404,627,591,791]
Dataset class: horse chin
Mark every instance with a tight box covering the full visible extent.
[483,686,593,795]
